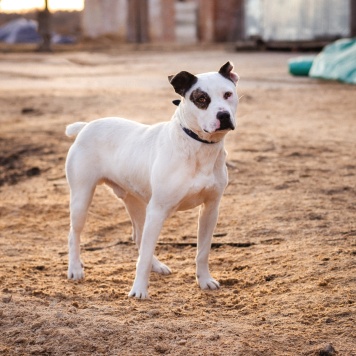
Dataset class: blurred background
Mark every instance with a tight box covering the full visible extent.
[0,0,354,50]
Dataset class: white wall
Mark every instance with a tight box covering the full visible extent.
[82,0,127,39]
[245,0,350,41]
[82,0,175,42]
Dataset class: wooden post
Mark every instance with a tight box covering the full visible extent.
[158,0,175,42]
[127,0,149,43]
[214,0,245,42]
[127,0,138,42]
[351,0,356,37]
[197,0,245,42]
[148,0,175,42]
[197,0,215,42]
[37,0,52,52]
[234,0,245,41]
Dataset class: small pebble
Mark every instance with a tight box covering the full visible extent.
[209,334,220,341]
[2,295,12,303]
[318,343,337,356]
[148,309,160,317]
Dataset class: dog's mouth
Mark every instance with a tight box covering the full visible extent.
[203,125,235,133]
[217,119,235,131]
[217,124,235,131]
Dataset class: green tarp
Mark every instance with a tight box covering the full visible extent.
[309,38,356,85]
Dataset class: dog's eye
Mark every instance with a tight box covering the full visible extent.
[224,92,232,100]
[198,96,207,103]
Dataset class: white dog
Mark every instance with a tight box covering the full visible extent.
[65,62,239,298]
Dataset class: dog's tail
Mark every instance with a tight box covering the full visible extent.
[65,122,87,138]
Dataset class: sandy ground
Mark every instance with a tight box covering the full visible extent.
[0,48,355,356]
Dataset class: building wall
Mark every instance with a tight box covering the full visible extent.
[214,0,244,41]
[82,0,351,43]
[245,0,350,41]
[175,0,198,44]
[82,0,175,42]
[82,0,127,39]
[197,0,214,42]
[149,0,175,42]
[197,0,244,42]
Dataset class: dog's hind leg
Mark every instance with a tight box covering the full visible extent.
[121,194,145,246]
[123,194,171,275]
[67,183,96,280]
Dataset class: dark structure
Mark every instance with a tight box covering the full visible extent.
[37,0,52,52]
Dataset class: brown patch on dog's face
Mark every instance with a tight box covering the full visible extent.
[190,88,211,110]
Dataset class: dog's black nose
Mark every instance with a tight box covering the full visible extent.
[217,111,234,130]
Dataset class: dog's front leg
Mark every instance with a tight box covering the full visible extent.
[196,201,221,290]
[128,203,168,299]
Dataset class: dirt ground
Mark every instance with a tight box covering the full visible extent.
[0,47,355,356]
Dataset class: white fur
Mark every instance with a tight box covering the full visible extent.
[65,64,238,299]
[65,122,87,137]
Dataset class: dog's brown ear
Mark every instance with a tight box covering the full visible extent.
[168,71,198,97]
[219,61,239,85]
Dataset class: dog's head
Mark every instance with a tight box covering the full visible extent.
[169,62,239,140]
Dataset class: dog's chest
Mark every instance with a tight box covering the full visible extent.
[191,165,216,190]
[176,161,222,211]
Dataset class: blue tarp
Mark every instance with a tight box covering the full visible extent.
[0,18,40,43]
[0,17,76,44]
[309,39,356,85]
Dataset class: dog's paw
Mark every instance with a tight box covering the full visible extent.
[152,257,171,275]
[68,261,85,280]
[197,276,220,290]
[128,285,149,299]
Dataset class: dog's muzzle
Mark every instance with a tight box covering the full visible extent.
[217,111,235,131]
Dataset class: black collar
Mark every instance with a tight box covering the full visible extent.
[181,126,217,144]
